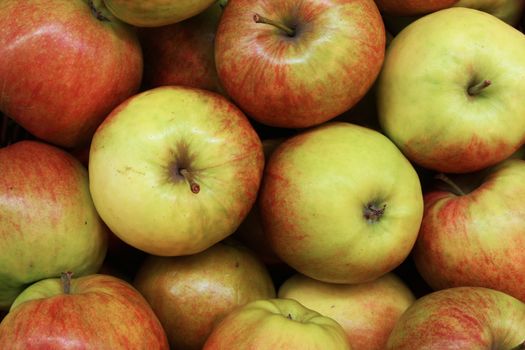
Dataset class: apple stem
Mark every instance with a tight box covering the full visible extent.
[434,173,466,196]
[60,271,74,295]
[467,80,491,96]
[363,203,387,222]
[179,169,200,194]
[87,0,110,22]
[253,14,295,37]
[509,341,525,350]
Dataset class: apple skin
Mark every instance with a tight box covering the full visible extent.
[374,0,458,15]
[259,122,424,284]
[215,0,385,129]
[386,287,525,349]
[0,140,108,310]
[89,86,264,257]
[0,274,169,349]
[139,2,225,94]
[0,0,143,148]
[103,0,217,27]
[133,239,276,350]
[203,298,351,349]
[378,7,525,174]
[412,158,525,303]
[278,273,415,350]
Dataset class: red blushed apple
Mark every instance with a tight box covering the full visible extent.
[215,0,385,129]
[133,240,276,350]
[412,158,525,303]
[0,140,108,309]
[0,0,143,148]
[279,273,416,350]
[386,287,525,350]
[0,273,169,349]
[139,2,225,94]
[374,0,458,15]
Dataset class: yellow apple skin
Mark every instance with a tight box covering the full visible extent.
[89,86,264,256]
[103,0,216,27]
[203,298,352,349]
[378,8,525,174]
[259,122,424,284]
[133,240,276,350]
[278,273,415,350]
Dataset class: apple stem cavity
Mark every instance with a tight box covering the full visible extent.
[253,14,295,37]
[179,168,201,194]
[467,79,491,96]
[60,271,74,295]
[364,203,386,222]
[434,173,466,196]
[87,0,110,22]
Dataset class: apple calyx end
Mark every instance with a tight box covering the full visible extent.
[87,0,110,22]
[253,13,295,37]
[467,79,491,96]
[363,203,387,223]
[60,271,74,295]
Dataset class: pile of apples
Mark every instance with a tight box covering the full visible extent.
[1,0,525,349]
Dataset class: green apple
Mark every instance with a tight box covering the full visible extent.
[103,0,216,27]
[203,298,351,349]
[278,273,415,350]
[259,122,424,284]
[0,273,169,348]
[133,239,276,350]
[377,7,525,173]
[0,140,107,309]
[89,86,264,257]
[386,287,525,349]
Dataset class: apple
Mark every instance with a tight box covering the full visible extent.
[139,2,225,94]
[0,273,169,348]
[377,7,525,174]
[0,140,108,310]
[259,122,424,284]
[89,86,264,257]
[278,272,415,350]
[0,0,143,148]
[374,0,458,16]
[412,158,525,302]
[215,0,385,129]
[103,0,217,27]
[133,239,276,350]
[203,298,351,349]
[386,286,525,349]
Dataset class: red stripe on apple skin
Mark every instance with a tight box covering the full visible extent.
[403,134,515,173]
[215,0,385,128]
[0,141,86,234]
[414,176,525,302]
[1,276,168,348]
[0,0,142,148]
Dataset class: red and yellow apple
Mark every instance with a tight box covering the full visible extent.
[133,240,276,350]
